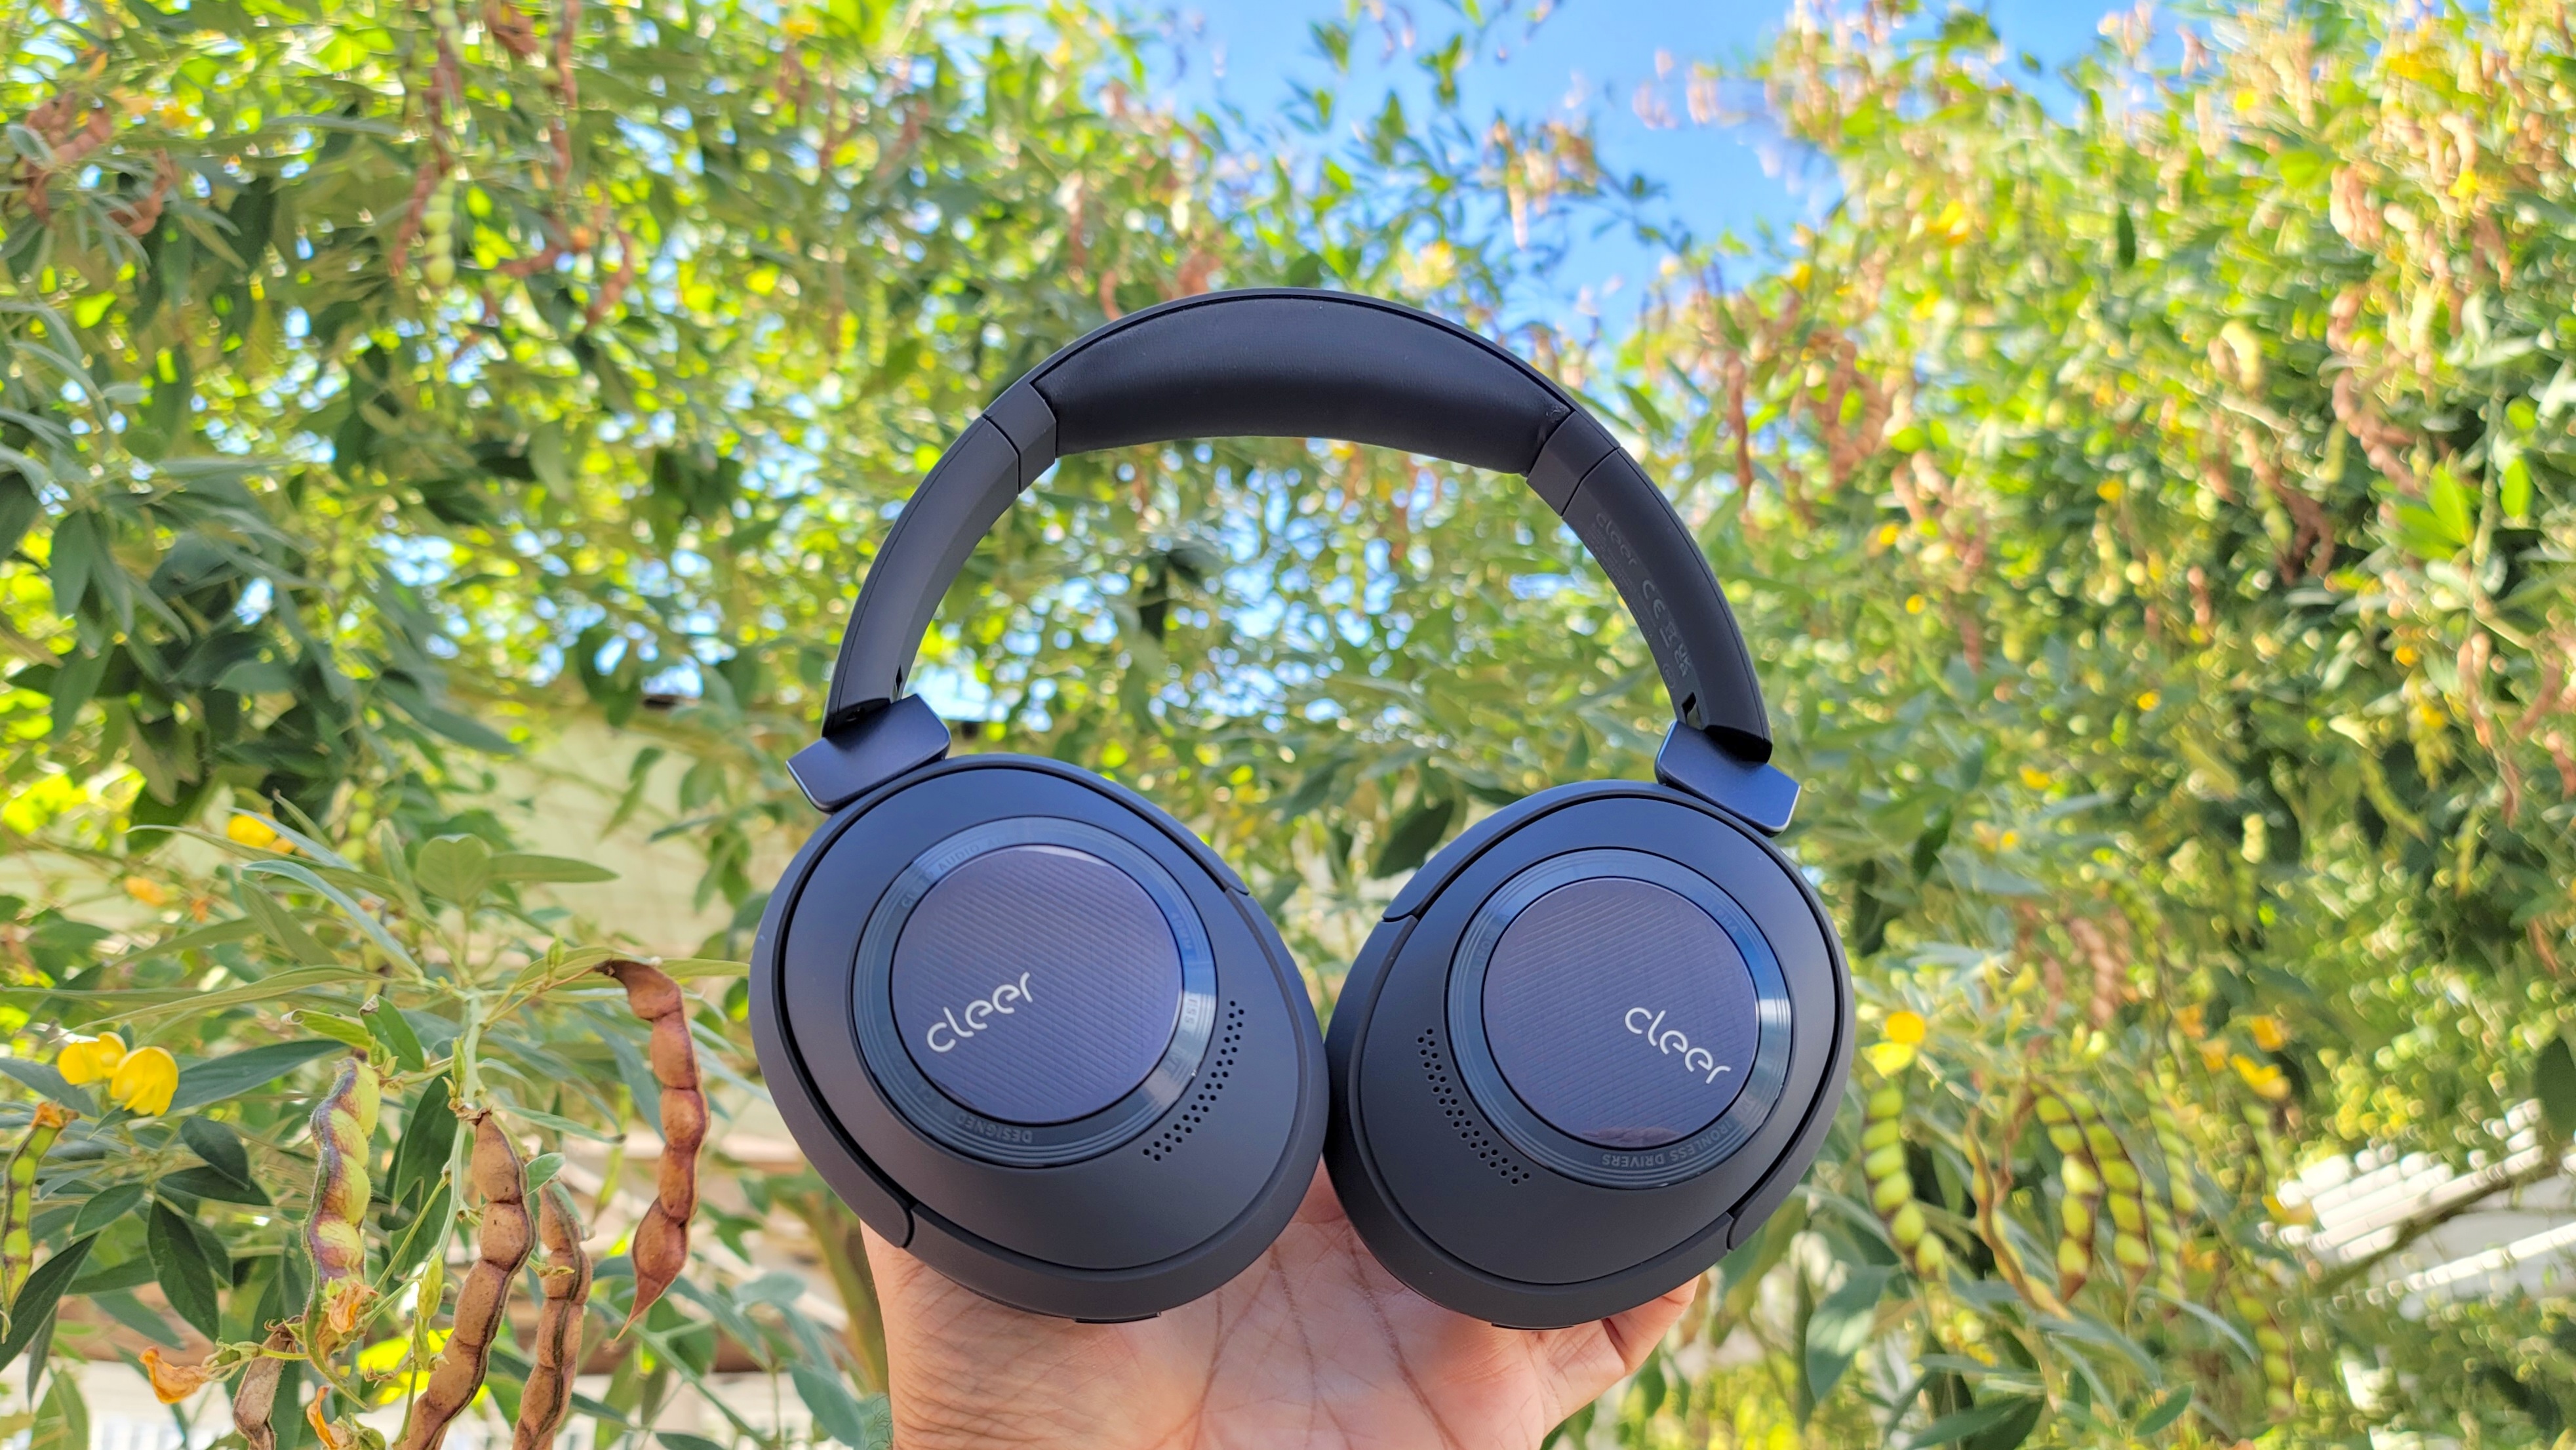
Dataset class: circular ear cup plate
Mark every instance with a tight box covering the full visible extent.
[1456,849,1793,1186]
[862,818,1219,1165]
[1324,782,1852,1329]
[751,755,1327,1321]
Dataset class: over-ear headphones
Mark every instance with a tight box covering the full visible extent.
[750,289,1852,1328]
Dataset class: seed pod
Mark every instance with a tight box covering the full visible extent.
[2067,916,2123,1029]
[2232,1286,2297,1422]
[2141,1174,2186,1304]
[1966,1095,2067,1318]
[2071,1092,2151,1294]
[1861,1077,1945,1278]
[422,182,456,289]
[304,1058,374,1361]
[397,1111,533,1450]
[233,1326,298,1450]
[601,959,703,1326]
[511,1180,593,1450]
[2147,1099,2200,1218]
[2035,1090,2100,1301]
[2,1101,72,1312]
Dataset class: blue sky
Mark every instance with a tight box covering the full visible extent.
[1142,0,2120,310]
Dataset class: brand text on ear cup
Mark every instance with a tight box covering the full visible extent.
[922,971,1035,1053]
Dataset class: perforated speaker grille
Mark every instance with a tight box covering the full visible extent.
[1417,1028,1528,1186]
[1142,1001,1244,1162]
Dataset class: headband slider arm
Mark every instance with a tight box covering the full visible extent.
[1527,411,1617,514]
[985,379,1060,485]
[1656,724,1799,836]
[790,695,952,812]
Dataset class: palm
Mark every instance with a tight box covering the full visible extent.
[864,1168,1694,1450]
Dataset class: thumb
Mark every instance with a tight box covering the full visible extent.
[1602,1278,1698,1376]
[1536,1276,1701,1419]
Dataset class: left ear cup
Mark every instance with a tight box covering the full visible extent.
[1324,781,1852,1329]
[751,754,1326,1321]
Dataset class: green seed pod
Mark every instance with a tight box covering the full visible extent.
[422,182,457,290]
[2039,1090,2101,1302]
[2076,1106,2151,1294]
[1,1102,71,1314]
[2148,1100,2200,1218]
[1859,1067,1943,1279]
[2142,1171,2187,1303]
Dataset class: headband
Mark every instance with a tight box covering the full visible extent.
[802,289,1793,828]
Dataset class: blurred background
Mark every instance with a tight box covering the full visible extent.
[1,0,2572,1447]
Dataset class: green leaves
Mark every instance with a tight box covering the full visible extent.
[1802,1264,1895,1411]
[167,1041,342,1115]
[0,1236,89,1373]
[413,834,492,905]
[145,1203,219,1340]
[789,1365,890,1450]
[2536,1034,2576,1140]
[1370,791,1456,878]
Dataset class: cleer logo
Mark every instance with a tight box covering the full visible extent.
[924,971,1033,1053]
[1625,1007,1732,1085]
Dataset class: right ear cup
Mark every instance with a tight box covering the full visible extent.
[1324,781,1851,1329]
[752,754,1326,1322]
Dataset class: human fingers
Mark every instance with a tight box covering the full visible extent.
[1531,1276,1700,1418]
[1600,1278,1697,1376]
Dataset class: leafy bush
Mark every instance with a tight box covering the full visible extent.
[2,0,2571,1447]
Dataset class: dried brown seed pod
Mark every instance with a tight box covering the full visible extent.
[396,1110,533,1450]
[304,1057,375,1360]
[600,959,703,1327]
[511,1180,593,1450]
[232,1325,298,1450]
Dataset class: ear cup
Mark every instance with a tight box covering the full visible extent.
[752,755,1326,1321]
[1325,782,1851,1329]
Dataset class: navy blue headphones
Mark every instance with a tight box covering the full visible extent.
[750,290,1852,1329]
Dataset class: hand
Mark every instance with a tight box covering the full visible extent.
[863,1167,1695,1450]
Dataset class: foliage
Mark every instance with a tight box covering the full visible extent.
[2,0,2572,1447]
[1579,0,2576,1444]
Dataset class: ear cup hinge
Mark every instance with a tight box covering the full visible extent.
[789,695,952,812]
[1655,725,1801,836]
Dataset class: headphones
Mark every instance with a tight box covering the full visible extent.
[750,290,1852,1329]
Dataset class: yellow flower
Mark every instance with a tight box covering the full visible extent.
[57,1033,127,1085]
[226,814,290,852]
[2134,691,2160,712]
[122,876,169,907]
[2019,765,2053,790]
[109,1045,179,1116]
[2231,1053,2290,1101]
[2174,1004,2207,1039]
[2196,1039,2230,1072]
[1905,594,1928,614]
[2246,1014,2288,1051]
[1883,1010,1928,1046]
[138,1347,212,1404]
[1862,1040,1919,1076]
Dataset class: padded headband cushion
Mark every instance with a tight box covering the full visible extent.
[823,289,1773,761]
